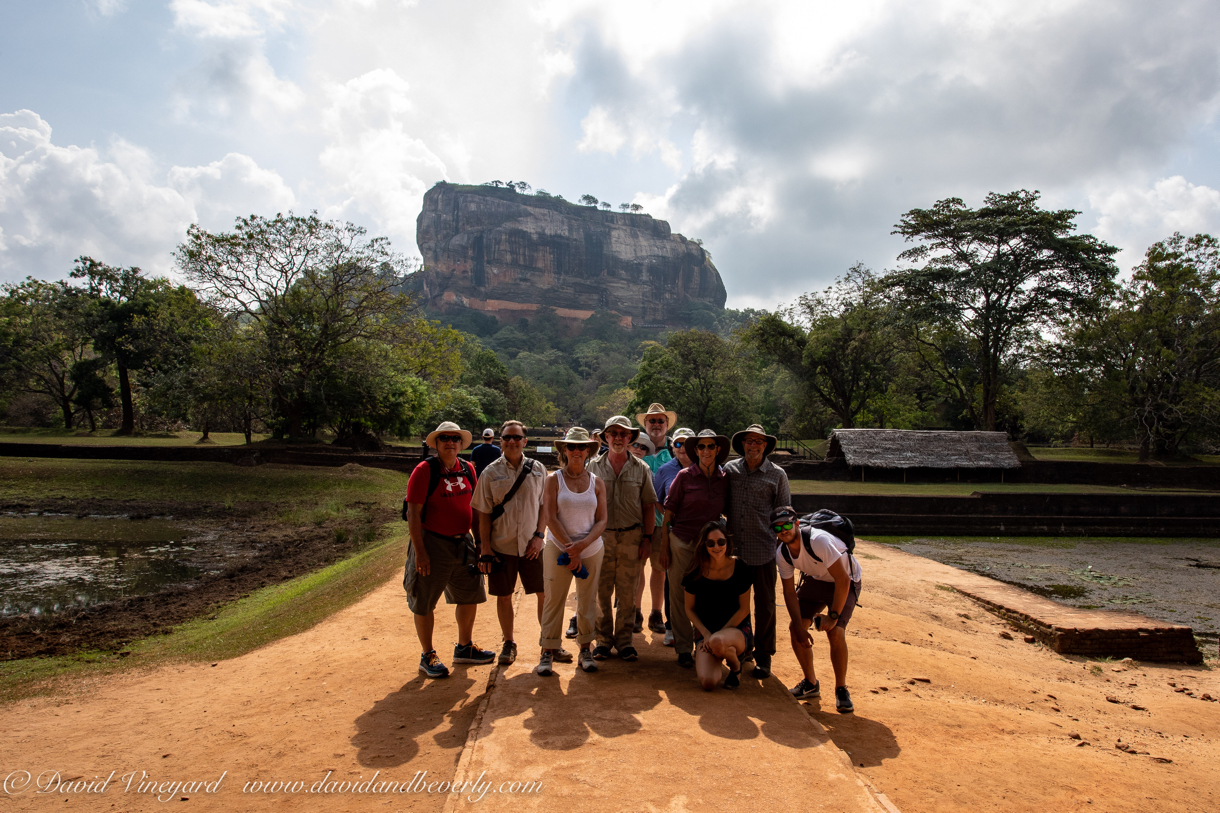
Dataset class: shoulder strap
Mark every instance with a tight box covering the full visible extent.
[421,456,444,524]
[490,460,534,523]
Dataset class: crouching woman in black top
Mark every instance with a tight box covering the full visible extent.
[681,520,753,690]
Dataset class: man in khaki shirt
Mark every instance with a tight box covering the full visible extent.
[471,420,548,667]
[587,415,657,661]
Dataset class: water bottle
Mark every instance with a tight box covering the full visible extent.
[556,551,588,579]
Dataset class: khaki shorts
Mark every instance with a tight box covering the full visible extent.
[403,530,486,615]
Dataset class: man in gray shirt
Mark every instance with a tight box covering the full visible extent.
[724,424,791,678]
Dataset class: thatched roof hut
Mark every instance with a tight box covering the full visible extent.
[827,429,1020,470]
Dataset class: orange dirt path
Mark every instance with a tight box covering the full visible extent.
[1,540,1217,812]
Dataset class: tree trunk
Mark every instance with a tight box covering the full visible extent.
[1138,433,1150,463]
[59,398,74,430]
[85,408,96,433]
[115,365,134,435]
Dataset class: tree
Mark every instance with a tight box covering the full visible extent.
[744,265,896,428]
[0,279,93,429]
[627,329,751,432]
[1052,233,1220,458]
[889,190,1119,430]
[176,212,454,440]
[579,194,599,206]
[70,258,182,435]
[629,204,644,213]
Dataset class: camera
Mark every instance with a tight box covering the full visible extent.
[468,554,504,577]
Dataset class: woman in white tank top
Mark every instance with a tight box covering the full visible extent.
[536,428,607,676]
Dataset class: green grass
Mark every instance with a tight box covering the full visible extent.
[0,531,407,703]
[864,534,1220,547]
[0,458,406,506]
[1029,446,1219,465]
[788,480,1217,496]
[0,426,268,447]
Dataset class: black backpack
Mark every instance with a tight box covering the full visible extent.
[778,509,855,566]
[401,456,476,523]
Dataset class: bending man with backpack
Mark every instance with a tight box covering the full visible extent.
[403,421,495,679]
[770,505,863,714]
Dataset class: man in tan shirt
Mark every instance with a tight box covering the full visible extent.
[471,420,548,667]
[587,415,657,661]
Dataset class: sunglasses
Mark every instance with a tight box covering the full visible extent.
[772,522,795,533]
[646,418,668,424]
[501,434,525,442]
[631,444,649,451]
[605,430,632,439]
[436,434,463,443]
[705,536,727,547]
[695,443,718,451]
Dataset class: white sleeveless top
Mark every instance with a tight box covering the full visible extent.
[548,469,603,558]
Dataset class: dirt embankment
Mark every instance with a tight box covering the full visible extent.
[0,499,394,660]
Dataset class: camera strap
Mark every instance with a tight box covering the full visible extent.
[489,459,534,525]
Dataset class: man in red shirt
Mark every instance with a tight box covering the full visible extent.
[404,421,494,678]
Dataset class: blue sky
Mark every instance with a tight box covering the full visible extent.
[3,0,1219,309]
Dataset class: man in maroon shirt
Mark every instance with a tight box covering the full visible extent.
[404,421,494,678]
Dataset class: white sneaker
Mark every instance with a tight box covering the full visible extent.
[662,629,674,647]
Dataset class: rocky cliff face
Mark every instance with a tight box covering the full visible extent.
[413,183,726,326]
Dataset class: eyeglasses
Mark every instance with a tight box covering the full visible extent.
[772,522,794,533]
[705,536,727,547]
[695,443,718,451]
[646,418,668,425]
[501,435,525,442]
[436,434,463,443]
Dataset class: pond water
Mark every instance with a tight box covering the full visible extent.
[0,515,255,617]
[892,537,1220,644]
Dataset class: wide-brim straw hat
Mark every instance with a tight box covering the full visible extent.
[731,423,777,456]
[593,415,640,444]
[683,429,730,466]
[426,421,472,450]
[555,426,601,452]
[635,402,677,431]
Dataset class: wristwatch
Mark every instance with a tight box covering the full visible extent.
[532,531,545,540]
[827,609,840,621]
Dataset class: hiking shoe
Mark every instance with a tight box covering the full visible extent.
[419,650,449,679]
[565,615,578,639]
[618,645,638,661]
[835,686,854,714]
[752,663,771,679]
[536,650,554,676]
[552,647,574,664]
[592,645,613,661]
[579,648,598,673]
[724,668,741,690]
[498,641,517,666]
[633,609,644,633]
[662,629,675,647]
[648,611,665,633]
[677,652,694,668]
[790,678,820,700]
[453,642,495,664]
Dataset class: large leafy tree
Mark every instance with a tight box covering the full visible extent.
[889,190,1119,431]
[744,264,896,429]
[1051,233,1220,459]
[0,279,94,429]
[70,257,183,435]
[176,212,460,440]
[627,329,751,432]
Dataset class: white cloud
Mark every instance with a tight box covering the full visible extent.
[577,106,626,155]
[0,110,295,282]
[317,70,448,238]
[1090,176,1220,269]
[170,0,295,39]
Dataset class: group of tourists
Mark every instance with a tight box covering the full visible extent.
[402,404,863,713]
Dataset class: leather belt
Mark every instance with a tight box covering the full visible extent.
[607,523,641,532]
